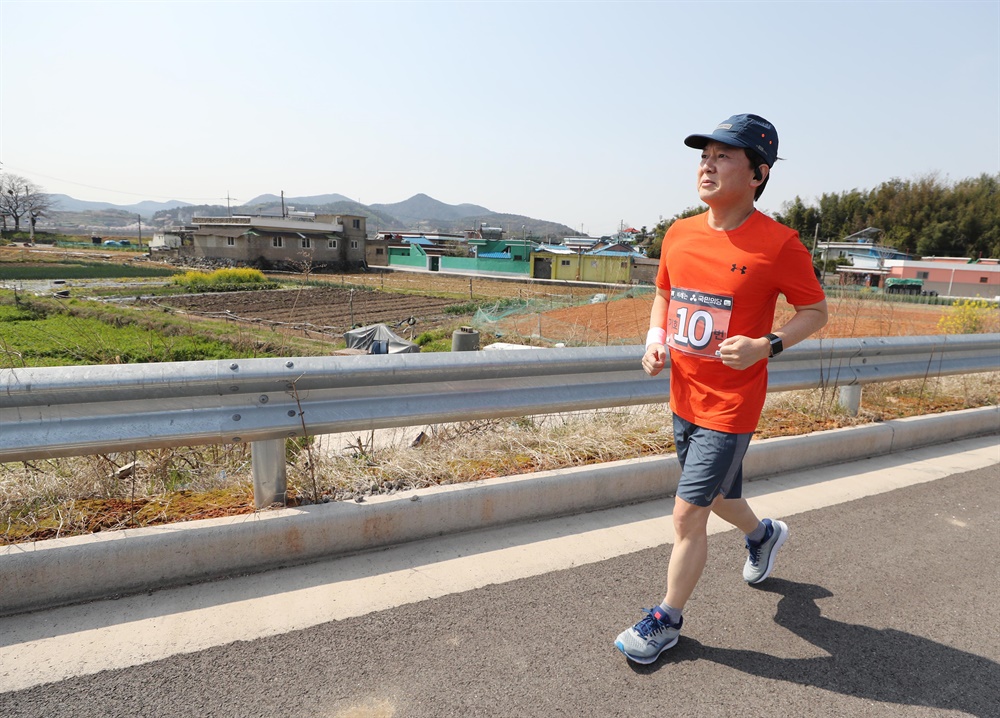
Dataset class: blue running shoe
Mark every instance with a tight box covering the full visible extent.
[615,607,682,664]
[744,518,788,584]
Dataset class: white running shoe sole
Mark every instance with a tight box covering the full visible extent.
[615,634,680,664]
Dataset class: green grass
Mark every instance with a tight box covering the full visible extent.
[414,328,453,352]
[0,307,248,367]
[0,261,177,281]
[0,291,338,368]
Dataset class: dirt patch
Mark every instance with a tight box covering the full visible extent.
[498,294,955,345]
[303,271,608,303]
[148,286,466,337]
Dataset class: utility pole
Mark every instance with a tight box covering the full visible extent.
[811,223,821,283]
[137,214,142,249]
[281,191,286,219]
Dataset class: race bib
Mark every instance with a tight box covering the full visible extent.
[666,288,734,359]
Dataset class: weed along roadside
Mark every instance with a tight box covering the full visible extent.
[1,255,998,545]
[2,366,997,544]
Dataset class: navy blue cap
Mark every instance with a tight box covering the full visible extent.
[684,113,780,167]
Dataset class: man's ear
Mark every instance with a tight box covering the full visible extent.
[752,164,768,184]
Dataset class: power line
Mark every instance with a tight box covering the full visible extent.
[0,165,230,202]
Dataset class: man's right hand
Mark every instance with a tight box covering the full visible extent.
[643,345,666,376]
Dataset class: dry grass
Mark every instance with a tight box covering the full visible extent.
[3,372,997,545]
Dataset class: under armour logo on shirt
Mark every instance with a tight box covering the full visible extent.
[731,264,747,274]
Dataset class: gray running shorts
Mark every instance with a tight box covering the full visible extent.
[673,414,753,507]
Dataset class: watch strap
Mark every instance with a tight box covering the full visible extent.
[765,333,783,357]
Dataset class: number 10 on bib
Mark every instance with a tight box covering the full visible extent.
[666,288,734,359]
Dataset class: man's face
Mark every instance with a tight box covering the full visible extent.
[697,141,761,206]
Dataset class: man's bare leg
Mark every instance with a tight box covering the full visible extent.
[663,497,713,610]
[710,495,761,534]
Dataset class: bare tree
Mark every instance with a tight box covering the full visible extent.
[293,248,316,281]
[27,191,53,241]
[0,174,50,235]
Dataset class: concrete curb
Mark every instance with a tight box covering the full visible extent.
[2,406,997,616]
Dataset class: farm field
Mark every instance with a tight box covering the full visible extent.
[148,286,466,338]
[150,276,960,346]
[1,244,968,343]
[2,266,997,544]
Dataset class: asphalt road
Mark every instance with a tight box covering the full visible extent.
[2,456,998,717]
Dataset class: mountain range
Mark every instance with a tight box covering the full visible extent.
[44,192,580,238]
[46,194,190,216]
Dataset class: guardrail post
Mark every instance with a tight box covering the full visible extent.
[251,439,287,508]
[839,385,862,416]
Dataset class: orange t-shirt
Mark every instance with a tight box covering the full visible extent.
[655,210,825,433]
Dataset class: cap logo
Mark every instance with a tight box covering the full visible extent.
[717,123,733,130]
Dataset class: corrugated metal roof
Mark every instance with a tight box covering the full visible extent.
[478,252,514,260]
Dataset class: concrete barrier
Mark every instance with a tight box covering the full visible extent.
[1,406,997,616]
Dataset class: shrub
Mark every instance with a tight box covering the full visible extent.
[937,298,996,334]
[174,268,276,292]
[414,330,446,346]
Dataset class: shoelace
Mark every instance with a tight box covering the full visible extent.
[634,608,671,638]
[745,539,761,566]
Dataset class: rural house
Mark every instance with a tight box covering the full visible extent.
[531,240,645,284]
[384,231,537,277]
[183,213,367,270]
[534,246,631,284]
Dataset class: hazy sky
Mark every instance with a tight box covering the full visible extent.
[2,0,998,236]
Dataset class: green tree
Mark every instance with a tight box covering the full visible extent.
[770,172,999,259]
[647,206,706,259]
[774,196,821,249]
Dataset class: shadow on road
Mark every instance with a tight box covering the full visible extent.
[638,579,998,717]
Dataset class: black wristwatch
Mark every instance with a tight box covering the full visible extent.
[765,333,783,357]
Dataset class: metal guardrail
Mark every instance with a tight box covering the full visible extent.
[2,334,998,506]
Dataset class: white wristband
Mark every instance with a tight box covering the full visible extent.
[645,327,667,351]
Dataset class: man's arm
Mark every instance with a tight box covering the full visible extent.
[642,287,671,377]
[717,299,828,370]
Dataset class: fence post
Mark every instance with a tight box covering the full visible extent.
[251,439,287,508]
[839,385,862,416]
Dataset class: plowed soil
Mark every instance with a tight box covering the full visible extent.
[151,286,464,336]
